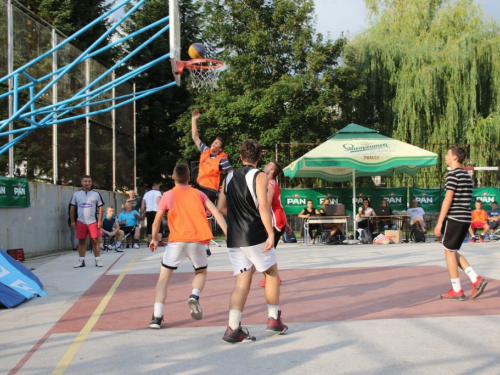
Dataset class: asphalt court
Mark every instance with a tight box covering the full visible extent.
[3,241,500,374]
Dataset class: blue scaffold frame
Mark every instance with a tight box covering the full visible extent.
[0,0,178,156]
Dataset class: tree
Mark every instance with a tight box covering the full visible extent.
[174,0,347,184]
[344,0,500,187]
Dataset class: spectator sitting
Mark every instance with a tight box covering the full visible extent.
[118,202,143,248]
[469,200,490,242]
[358,198,376,234]
[100,205,124,252]
[319,198,342,239]
[298,199,321,243]
[375,199,397,230]
[487,201,500,236]
[407,199,426,233]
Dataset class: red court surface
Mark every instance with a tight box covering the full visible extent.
[53,265,500,333]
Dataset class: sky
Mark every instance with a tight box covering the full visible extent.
[313,0,500,40]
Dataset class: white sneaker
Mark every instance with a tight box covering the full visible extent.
[133,243,140,249]
[95,259,103,267]
[74,259,85,268]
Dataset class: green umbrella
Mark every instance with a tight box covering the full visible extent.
[283,124,438,231]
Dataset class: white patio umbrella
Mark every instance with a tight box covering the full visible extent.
[283,124,438,231]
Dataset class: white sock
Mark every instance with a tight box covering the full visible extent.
[79,257,85,262]
[229,309,241,330]
[268,304,279,319]
[451,278,461,292]
[95,256,101,261]
[154,302,163,318]
[465,267,478,283]
[191,289,200,297]
[116,241,121,247]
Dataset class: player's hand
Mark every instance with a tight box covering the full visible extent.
[263,236,274,252]
[70,221,76,229]
[434,223,442,237]
[285,224,293,236]
[192,109,200,120]
[97,222,103,229]
[149,241,158,252]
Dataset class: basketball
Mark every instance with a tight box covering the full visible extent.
[188,43,206,59]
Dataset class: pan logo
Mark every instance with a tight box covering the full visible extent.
[286,194,307,206]
[383,196,403,204]
[475,196,495,203]
[416,196,434,204]
[319,197,340,205]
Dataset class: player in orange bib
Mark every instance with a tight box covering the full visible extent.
[147,163,227,329]
[192,109,233,256]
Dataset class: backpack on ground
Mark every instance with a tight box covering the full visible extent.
[282,231,297,243]
[411,225,426,243]
[357,228,372,244]
[327,234,346,245]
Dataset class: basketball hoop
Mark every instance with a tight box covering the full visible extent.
[176,59,224,90]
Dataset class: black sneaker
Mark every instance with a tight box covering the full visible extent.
[206,247,211,257]
[126,244,130,248]
[222,325,256,343]
[187,295,203,320]
[115,248,124,253]
[266,310,288,333]
[149,314,164,329]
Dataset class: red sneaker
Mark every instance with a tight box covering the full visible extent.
[222,325,256,343]
[259,277,282,287]
[157,241,167,247]
[471,276,488,299]
[266,310,288,333]
[440,288,465,301]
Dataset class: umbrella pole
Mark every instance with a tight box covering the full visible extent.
[352,170,357,237]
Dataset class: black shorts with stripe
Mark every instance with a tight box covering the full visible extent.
[442,218,470,251]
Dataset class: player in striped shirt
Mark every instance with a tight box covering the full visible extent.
[434,146,487,301]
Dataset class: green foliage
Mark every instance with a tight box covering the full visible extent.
[18,0,116,65]
[175,0,348,171]
[345,0,500,186]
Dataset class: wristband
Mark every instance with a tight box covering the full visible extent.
[151,241,159,245]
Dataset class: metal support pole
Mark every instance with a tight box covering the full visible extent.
[112,70,116,191]
[85,59,90,175]
[133,83,136,191]
[7,0,14,177]
[52,29,58,184]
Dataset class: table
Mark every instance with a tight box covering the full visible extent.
[304,215,350,244]
[369,215,411,242]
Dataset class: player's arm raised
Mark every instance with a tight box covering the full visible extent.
[191,110,202,150]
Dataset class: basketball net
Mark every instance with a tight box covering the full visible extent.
[176,59,223,90]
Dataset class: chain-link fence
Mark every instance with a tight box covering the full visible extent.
[0,1,135,191]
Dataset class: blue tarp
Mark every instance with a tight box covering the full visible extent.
[0,248,46,308]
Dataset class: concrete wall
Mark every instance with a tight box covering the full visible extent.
[0,181,126,258]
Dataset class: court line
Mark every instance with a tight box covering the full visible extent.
[51,250,142,375]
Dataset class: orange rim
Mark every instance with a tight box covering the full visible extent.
[176,59,223,75]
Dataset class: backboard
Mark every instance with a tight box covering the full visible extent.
[169,0,181,86]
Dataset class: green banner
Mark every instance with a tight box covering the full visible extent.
[0,176,31,208]
[283,187,500,215]
[409,188,444,213]
[282,187,407,215]
[471,187,500,211]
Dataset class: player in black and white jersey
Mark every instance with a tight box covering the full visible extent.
[217,139,288,344]
[434,146,487,301]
